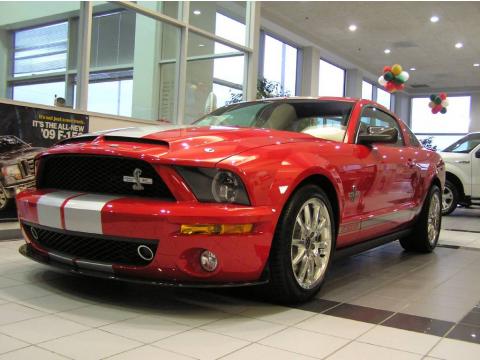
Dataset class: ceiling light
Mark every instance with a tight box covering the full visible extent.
[430,16,439,23]
[455,42,463,49]
[384,49,391,54]
[348,24,357,32]
[193,10,201,15]
[473,63,479,67]
[198,43,205,47]
[410,67,416,71]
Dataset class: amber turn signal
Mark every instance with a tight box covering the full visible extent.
[180,224,253,235]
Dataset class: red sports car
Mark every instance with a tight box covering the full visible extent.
[17,97,445,303]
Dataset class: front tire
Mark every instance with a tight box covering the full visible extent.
[441,180,458,215]
[268,184,335,304]
[400,185,442,253]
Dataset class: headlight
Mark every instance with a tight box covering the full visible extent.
[176,167,250,205]
[2,165,22,182]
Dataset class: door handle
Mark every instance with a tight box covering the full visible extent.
[455,160,470,164]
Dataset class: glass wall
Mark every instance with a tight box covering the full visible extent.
[262,34,298,96]
[376,88,391,109]
[362,81,373,100]
[411,96,471,150]
[318,59,345,97]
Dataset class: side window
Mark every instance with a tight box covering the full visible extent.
[404,125,421,147]
[357,107,404,146]
[444,135,480,153]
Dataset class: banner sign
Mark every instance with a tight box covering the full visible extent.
[0,103,89,147]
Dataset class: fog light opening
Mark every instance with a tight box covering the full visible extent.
[137,245,154,261]
[200,250,218,272]
[30,227,39,240]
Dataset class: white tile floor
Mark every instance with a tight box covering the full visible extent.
[0,216,479,359]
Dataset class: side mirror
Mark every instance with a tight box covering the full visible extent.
[475,149,480,159]
[358,126,398,145]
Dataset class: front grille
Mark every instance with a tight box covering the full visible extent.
[19,158,35,177]
[37,154,174,200]
[24,224,158,266]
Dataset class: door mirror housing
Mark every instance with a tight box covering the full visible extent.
[358,126,398,145]
[475,149,480,158]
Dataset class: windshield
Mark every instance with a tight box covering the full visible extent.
[195,100,354,142]
[0,136,27,151]
[443,134,480,153]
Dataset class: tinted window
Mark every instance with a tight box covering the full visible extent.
[357,107,403,146]
[443,134,480,153]
[195,100,354,142]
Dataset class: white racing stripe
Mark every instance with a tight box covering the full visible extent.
[63,194,119,234]
[37,191,82,229]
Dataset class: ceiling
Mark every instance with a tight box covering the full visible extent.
[262,1,480,93]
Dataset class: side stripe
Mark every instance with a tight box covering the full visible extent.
[63,194,119,234]
[37,191,83,229]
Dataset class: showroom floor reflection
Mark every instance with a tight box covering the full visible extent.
[1,210,480,359]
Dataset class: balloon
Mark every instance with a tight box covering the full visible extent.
[440,107,447,114]
[384,72,394,81]
[430,94,436,101]
[378,76,387,86]
[385,82,396,92]
[398,71,409,82]
[441,99,449,107]
[428,101,435,108]
[434,96,442,105]
[391,64,403,76]
[439,92,447,100]
[394,82,405,91]
[432,107,440,114]
[383,66,392,73]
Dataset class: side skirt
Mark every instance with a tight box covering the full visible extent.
[333,228,412,260]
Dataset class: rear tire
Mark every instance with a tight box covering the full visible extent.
[267,184,335,304]
[441,180,458,216]
[400,185,441,253]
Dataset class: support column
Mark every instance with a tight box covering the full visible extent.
[394,92,411,125]
[300,47,319,96]
[244,1,260,101]
[0,29,9,98]
[469,93,480,132]
[75,1,92,110]
[345,68,363,98]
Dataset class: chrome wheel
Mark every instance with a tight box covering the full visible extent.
[291,198,332,290]
[428,192,441,245]
[442,186,453,212]
[0,186,7,210]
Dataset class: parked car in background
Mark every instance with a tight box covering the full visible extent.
[440,132,480,215]
[0,136,44,211]
[17,98,445,303]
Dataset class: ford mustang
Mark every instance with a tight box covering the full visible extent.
[17,97,445,303]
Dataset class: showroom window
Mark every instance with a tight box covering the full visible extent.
[318,59,345,97]
[362,81,373,100]
[411,96,471,150]
[376,88,391,109]
[13,22,68,78]
[13,81,66,106]
[262,34,298,96]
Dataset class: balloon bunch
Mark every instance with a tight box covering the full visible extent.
[378,64,409,93]
[429,93,448,114]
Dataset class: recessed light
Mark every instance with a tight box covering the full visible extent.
[474,63,479,67]
[384,49,391,54]
[410,67,416,71]
[430,16,439,23]
[455,42,463,49]
[198,43,205,47]
[193,10,201,15]
[348,24,357,32]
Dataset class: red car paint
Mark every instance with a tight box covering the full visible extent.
[16,98,445,285]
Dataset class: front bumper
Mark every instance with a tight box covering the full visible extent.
[16,189,277,284]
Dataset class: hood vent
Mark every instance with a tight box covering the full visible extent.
[103,136,169,147]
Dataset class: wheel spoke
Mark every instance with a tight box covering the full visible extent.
[303,205,311,231]
[292,248,306,266]
[298,256,309,282]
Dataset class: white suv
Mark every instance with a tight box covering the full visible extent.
[440,132,480,215]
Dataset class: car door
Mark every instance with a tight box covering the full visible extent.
[470,143,480,198]
[354,107,416,237]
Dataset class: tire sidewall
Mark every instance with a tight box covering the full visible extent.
[273,184,336,301]
[424,185,442,251]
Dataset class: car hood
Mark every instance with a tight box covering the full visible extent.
[47,125,317,165]
[0,146,44,162]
